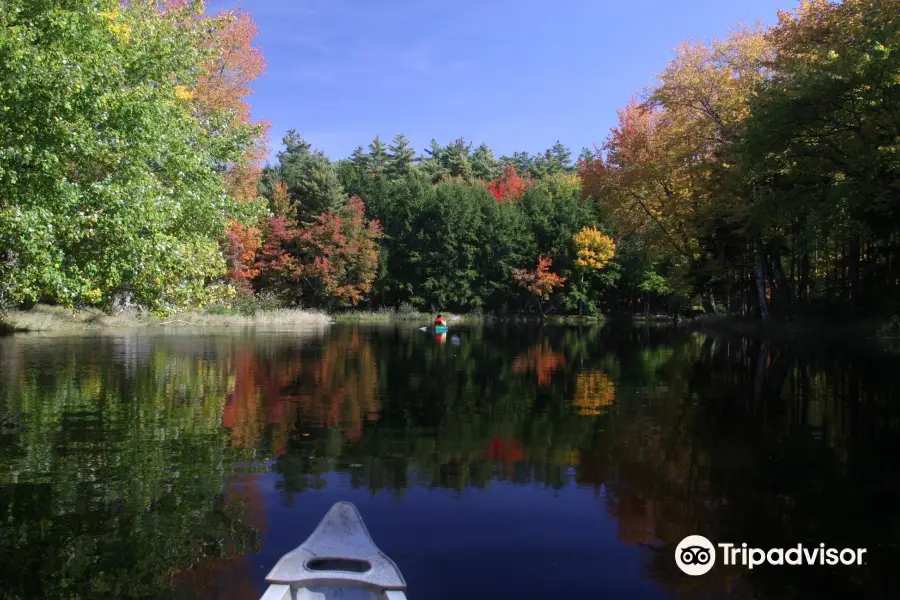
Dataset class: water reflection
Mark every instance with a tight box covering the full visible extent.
[0,324,898,599]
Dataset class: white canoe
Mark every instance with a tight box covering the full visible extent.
[260,502,408,600]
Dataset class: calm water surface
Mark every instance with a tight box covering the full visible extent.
[1,323,898,600]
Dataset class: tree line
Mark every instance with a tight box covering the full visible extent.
[2,0,897,320]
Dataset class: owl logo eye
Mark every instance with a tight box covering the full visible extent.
[680,545,712,565]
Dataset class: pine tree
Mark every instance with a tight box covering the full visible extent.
[531,153,550,178]
[350,145,371,174]
[386,133,415,179]
[278,129,312,168]
[577,147,594,167]
[417,139,448,183]
[277,131,347,222]
[443,138,473,180]
[501,151,534,177]
[367,136,389,176]
[548,141,572,173]
[471,142,501,180]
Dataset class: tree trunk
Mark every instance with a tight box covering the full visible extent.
[755,248,771,321]
[768,246,791,317]
[848,234,860,307]
[800,251,810,306]
[579,273,584,316]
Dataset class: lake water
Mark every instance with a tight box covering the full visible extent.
[0,322,898,600]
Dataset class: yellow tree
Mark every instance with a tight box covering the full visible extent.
[580,27,771,314]
[572,226,616,314]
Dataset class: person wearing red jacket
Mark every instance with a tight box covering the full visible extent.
[434,314,446,326]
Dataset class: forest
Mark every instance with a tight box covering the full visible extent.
[1,0,898,321]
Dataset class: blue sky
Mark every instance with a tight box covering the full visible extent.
[207,0,793,163]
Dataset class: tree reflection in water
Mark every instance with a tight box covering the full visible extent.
[0,324,898,599]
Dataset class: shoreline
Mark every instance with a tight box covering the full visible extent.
[1,304,610,334]
[4,305,897,346]
[687,314,900,353]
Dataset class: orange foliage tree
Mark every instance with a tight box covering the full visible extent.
[187,7,270,287]
[255,197,383,308]
[487,164,533,203]
[224,219,262,290]
[513,254,567,315]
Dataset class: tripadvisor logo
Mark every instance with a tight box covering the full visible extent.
[676,535,716,576]
[675,535,867,576]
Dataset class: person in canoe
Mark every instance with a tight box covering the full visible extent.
[433,314,448,344]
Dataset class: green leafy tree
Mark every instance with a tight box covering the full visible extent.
[0,0,263,314]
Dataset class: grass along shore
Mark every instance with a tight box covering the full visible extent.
[2,303,610,333]
[0,304,332,333]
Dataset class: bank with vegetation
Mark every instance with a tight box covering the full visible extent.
[1,1,897,333]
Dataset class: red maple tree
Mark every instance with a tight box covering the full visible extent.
[254,198,382,307]
[487,164,533,203]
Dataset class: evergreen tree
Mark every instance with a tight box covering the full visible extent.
[471,143,502,180]
[531,153,550,178]
[443,138,474,180]
[417,139,448,183]
[548,141,573,173]
[350,145,371,175]
[277,131,347,222]
[500,151,534,177]
[577,147,594,167]
[368,136,389,176]
[386,133,415,179]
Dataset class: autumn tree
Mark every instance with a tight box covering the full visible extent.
[574,227,616,271]
[488,164,533,203]
[224,220,262,291]
[735,0,900,315]
[270,181,292,218]
[513,255,567,316]
[255,197,382,308]
[253,217,299,301]
[187,8,271,291]
[581,27,771,316]
[193,8,269,202]
[570,227,616,314]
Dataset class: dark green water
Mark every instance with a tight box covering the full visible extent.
[0,322,898,600]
